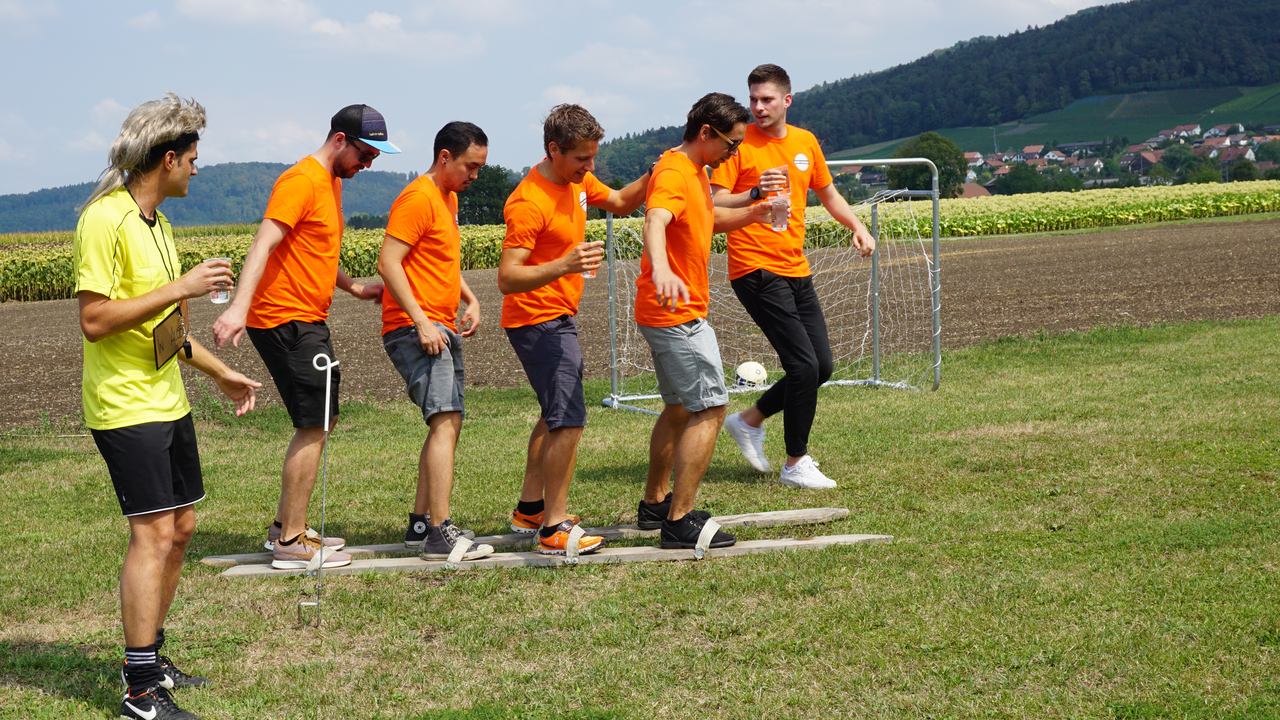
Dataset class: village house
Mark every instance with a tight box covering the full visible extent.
[1172,124,1202,138]
[1022,144,1044,159]
[1203,123,1245,138]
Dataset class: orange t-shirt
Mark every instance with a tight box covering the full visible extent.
[247,157,344,329]
[634,149,714,328]
[501,166,612,329]
[709,123,833,280]
[380,175,461,335]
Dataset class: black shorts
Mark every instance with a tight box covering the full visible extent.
[248,321,341,429]
[91,414,205,517]
[504,315,587,430]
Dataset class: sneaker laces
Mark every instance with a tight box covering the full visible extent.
[441,521,464,545]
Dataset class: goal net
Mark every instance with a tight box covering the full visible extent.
[602,188,940,412]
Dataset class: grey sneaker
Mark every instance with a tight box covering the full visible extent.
[779,455,837,489]
[271,534,352,570]
[422,519,494,561]
[724,412,770,472]
[405,513,474,549]
[265,523,345,552]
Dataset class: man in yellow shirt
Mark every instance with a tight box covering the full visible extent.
[75,93,260,720]
[711,64,876,489]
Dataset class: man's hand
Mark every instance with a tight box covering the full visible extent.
[178,259,235,301]
[756,166,789,197]
[212,304,248,350]
[752,201,775,225]
[417,322,450,355]
[651,268,689,313]
[215,369,262,417]
[350,282,384,302]
[560,241,605,276]
[459,302,480,338]
[852,226,877,257]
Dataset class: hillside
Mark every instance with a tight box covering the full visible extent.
[594,0,1280,181]
[0,162,415,232]
[831,83,1280,160]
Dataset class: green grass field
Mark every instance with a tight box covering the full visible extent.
[2,316,1278,718]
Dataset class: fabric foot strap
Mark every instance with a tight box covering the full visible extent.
[565,525,586,564]
[694,520,721,560]
[444,537,473,570]
[305,546,336,575]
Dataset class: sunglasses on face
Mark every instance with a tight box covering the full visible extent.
[710,125,743,153]
[347,138,379,164]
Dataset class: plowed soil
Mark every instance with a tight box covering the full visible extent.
[3,217,1277,429]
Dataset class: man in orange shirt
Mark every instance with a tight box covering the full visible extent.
[498,104,650,556]
[637,93,772,549]
[378,121,493,562]
[711,64,876,489]
[213,105,394,569]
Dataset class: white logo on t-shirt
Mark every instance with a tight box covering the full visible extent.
[794,153,810,171]
[578,191,588,211]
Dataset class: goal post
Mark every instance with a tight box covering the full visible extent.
[601,157,941,414]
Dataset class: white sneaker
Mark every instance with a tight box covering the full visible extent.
[779,455,836,489]
[724,412,770,472]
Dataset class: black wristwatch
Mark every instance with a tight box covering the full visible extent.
[749,186,761,200]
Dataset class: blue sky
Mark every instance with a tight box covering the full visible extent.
[1,0,1119,196]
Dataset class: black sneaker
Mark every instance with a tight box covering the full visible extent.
[637,492,673,529]
[406,514,474,548]
[422,519,494,561]
[660,511,737,550]
[159,656,208,689]
[120,686,200,719]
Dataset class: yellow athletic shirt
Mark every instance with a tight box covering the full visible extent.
[74,187,191,430]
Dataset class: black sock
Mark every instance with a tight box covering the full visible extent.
[124,647,161,694]
[538,525,560,539]
[643,493,673,507]
[280,533,302,546]
[150,628,165,654]
[516,499,545,516]
[272,520,282,529]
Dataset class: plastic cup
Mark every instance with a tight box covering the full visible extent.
[206,257,232,303]
[770,196,789,232]
[581,267,597,279]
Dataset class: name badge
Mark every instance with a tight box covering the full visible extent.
[153,306,185,370]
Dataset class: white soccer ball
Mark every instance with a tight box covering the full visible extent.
[734,361,768,387]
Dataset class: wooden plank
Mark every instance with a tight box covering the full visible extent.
[219,533,892,579]
[199,507,851,568]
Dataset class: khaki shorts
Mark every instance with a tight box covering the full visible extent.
[638,318,728,412]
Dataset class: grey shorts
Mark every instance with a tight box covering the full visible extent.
[382,323,465,423]
[505,315,587,430]
[638,318,729,412]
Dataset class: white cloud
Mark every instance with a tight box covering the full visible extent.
[127,10,162,29]
[554,42,697,91]
[0,0,59,22]
[243,120,325,160]
[173,2,482,61]
[67,131,108,153]
[0,138,20,162]
[426,0,533,26]
[538,85,637,118]
[174,0,317,29]
[92,98,127,121]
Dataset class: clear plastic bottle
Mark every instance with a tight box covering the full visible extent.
[769,167,790,232]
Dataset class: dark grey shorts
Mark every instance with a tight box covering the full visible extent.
[91,413,205,517]
[247,321,340,429]
[383,323,465,423]
[505,315,587,430]
[638,318,729,412]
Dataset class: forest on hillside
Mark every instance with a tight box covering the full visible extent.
[594,0,1280,181]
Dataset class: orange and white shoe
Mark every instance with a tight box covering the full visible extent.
[511,507,580,534]
[537,519,604,556]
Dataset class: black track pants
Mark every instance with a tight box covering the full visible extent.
[730,269,833,458]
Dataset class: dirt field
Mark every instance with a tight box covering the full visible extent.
[3,216,1277,429]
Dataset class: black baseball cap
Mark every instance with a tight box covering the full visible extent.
[331,104,401,154]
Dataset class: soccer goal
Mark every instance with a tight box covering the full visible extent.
[601,158,941,414]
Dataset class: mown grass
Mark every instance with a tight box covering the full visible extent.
[1,317,1278,719]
